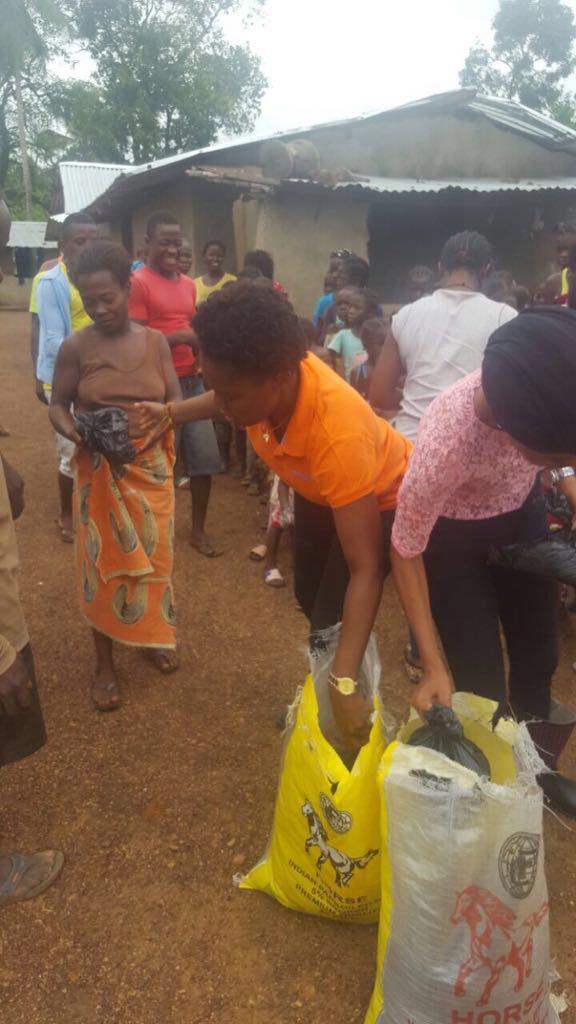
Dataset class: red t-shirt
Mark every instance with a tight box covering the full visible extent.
[129,266,197,377]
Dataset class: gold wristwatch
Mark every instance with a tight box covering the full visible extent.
[329,673,358,696]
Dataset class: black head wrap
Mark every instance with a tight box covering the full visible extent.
[481,306,576,454]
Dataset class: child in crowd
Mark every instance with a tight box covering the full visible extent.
[323,287,353,344]
[312,249,356,325]
[250,476,294,588]
[317,254,370,344]
[328,288,380,380]
[405,265,435,303]
[178,240,194,276]
[243,250,287,296]
[350,317,389,397]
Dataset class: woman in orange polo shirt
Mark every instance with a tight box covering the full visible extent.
[138,283,411,748]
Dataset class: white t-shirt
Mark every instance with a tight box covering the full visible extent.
[391,289,517,441]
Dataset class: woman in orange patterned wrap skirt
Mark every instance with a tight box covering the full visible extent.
[49,240,182,711]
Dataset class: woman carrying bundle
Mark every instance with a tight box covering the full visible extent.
[50,241,181,711]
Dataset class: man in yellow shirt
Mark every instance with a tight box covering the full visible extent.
[36,213,98,541]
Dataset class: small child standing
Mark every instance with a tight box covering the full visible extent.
[323,287,352,346]
[350,317,389,398]
[249,475,294,587]
[263,476,294,587]
[327,288,379,380]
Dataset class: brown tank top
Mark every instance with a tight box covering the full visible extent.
[76,327,166,436]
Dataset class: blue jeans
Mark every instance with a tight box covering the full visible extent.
[176,375,222,477]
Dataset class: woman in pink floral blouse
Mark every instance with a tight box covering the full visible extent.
[391,306,576,818]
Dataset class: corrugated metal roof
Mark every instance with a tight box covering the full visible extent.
[309,175,576,195]
[470,95,576,145]
[64,89,576,218]
[390,92,576,146]
[7,221,47,246]
[117,89,576,176]
[59,161,132,214]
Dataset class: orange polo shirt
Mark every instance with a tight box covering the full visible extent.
[247,353,412,510]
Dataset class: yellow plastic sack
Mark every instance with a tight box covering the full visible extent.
[365,694,556,1024]
[238,668,387,923]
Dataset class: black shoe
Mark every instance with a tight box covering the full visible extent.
[538,771,576,819]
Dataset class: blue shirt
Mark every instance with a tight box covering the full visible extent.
[312,292,334,326]
[36,264,72,386]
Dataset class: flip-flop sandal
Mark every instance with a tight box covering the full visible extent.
[190,538,223,558]
[144,650,179,675]
[264,568,286,588]
[0,850,64,907]
[249,545,267,562]
[91,679,121,711]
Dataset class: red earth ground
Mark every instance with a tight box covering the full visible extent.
[0,309,574,1024]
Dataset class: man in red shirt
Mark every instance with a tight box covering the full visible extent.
[129,211,222,556]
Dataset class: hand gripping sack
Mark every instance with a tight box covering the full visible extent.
[366,693,558,1024]
[236,627,393,923]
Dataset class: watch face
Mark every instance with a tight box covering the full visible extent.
[338,679,356,696]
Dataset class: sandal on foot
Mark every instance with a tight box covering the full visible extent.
[190,537,223,558]
[145,649,179,675]
[249,544,267,562]
[0,850,64,906]
[264,568,286,588]
[92,679,121,711]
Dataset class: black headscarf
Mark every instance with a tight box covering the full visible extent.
[481,306,576,454]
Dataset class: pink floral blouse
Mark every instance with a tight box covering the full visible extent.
[391,370,538,558]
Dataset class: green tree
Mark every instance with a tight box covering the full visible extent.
[460,0,576,115]
[0,0,65,215]
[63,0,267,163]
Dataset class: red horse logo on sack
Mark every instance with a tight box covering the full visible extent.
[451,886,549,1006]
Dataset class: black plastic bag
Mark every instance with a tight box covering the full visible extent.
[490,531,576,585]
[407,704,491,778]
[75,408,136,466]
[490,488,576,585]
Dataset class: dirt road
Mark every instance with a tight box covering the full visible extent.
[0,310,574,1024]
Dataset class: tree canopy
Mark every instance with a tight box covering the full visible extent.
[460,0,576,119]
[61,0,267,163]
[0,0,267,215]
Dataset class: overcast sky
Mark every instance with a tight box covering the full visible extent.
[235,0,501,135]
[58,0,576,145]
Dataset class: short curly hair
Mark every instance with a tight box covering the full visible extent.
[73,240,132,287]
[194,281,305,378]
